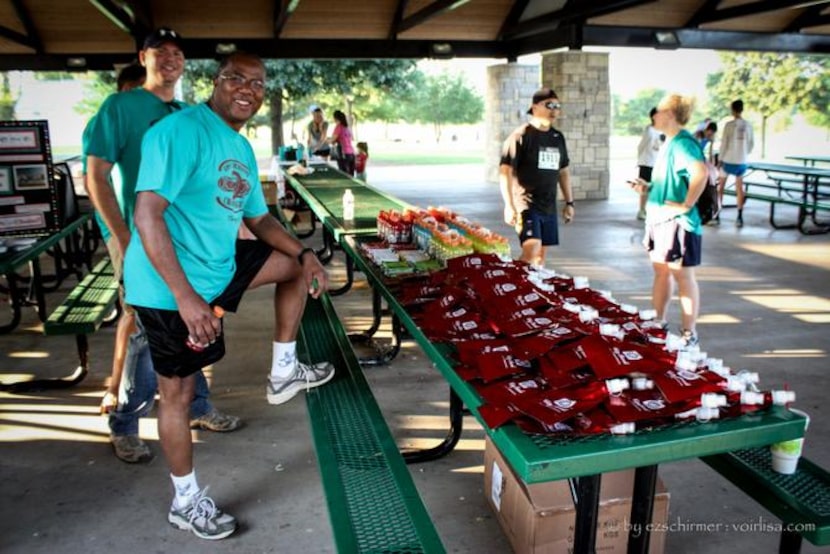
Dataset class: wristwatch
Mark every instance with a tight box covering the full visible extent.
[565,201,575,207]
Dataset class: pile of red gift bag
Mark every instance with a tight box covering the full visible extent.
[393,253,794,436]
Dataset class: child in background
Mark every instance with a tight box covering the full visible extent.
[355,142,369,182]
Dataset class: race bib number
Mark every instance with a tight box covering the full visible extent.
[537,147,560,170]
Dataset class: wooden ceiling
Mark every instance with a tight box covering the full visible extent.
[0,0,828,70]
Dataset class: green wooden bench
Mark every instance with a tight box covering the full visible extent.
[0,258,119,392]
[299,293,445,553]
[702,448,830,553]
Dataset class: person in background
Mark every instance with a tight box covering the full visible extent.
[695,120,718,164]
[717,99,754,227]
[124,51,333,540]
[91,62,145,415]
[635,107,665,221]
[85,28,241,465]
[355,141,368,182]
[329,109,355,176]
[305,105,329,158]
[633,93,707,348]
[502,87,574,268]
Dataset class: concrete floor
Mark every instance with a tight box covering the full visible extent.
[1,161,828,553]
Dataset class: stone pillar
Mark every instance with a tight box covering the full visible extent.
[484,63,538,183]
[541,51,610,200]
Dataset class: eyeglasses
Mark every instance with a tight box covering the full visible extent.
[544,101,562,110]
[218,73,266,93]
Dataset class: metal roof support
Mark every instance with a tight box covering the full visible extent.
[397,0,471,34]
[501,0,657,41]
[10,0,42,52]
[693,0,830,25]
[89,0,136,34]
[274,0,300,38]
[387,0,409,40]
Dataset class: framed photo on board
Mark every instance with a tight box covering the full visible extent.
[13,164,49,190]
[0,120,59,237]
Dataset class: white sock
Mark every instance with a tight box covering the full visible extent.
[171,470,199,509]
[271,341,297,379]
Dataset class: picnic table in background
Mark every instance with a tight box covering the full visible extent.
[740,162,830,235]
[0,214,92,334]
[786,154,830,167]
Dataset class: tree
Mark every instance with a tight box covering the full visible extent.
[612,88,665,136]
[405,71,483,142]
[709,52,829,158]
[74,72,117,118]
[0,73,18,120]
[184,58,417,154]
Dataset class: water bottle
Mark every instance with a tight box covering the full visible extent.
[342,188,355,221]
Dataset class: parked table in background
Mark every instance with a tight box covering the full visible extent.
[786,154,830,167]
[0,214,92,334]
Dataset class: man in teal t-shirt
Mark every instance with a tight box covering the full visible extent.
[124,52,333,541]
[85,28,240,466]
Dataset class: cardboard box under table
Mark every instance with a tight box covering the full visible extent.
[484,437,669,554]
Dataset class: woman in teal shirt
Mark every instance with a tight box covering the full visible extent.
[634,93,708,348]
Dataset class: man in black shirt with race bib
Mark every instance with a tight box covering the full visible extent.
[501,87,574,267]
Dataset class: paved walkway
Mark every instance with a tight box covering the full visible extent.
[1,162,827,553]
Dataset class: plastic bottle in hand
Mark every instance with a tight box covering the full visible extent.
[342,188,355,221]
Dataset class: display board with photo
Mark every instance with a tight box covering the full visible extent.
[0,120,60,237]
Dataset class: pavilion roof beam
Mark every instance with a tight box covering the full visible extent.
[274,0,300,37]
[11,0,42,52]
[501,0,657,41]
[122,0,153,35]
[89,0,137,34]
[783,5,829,32]
[685,0,722,28]
[497,0,531,41]
[387,0,409,40]
[397,0,472,34]
[693,0,830,26]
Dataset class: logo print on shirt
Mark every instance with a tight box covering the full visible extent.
[216,159,251,213]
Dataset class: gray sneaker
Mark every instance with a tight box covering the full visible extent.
[680,329,700,349]
[110,434,154,464]
[168,487,237,540]
[266,360,335,405]
[190,409,242,432]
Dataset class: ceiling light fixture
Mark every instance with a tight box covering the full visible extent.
[216,43,238,55]
[66,57,87,68]
[430,42,454,59]
[653,30,680,50]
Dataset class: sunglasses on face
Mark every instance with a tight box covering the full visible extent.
[218,73,266,93]
[544,101,562,110]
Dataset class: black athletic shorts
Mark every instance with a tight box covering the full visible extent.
[135,239,273,378]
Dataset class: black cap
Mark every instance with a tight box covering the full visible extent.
[142,27,184,51]
[527,87,558,114]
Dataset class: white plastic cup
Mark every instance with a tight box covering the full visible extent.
[770,408,809,475]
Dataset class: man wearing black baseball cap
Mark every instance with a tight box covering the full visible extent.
[142,27,184,51]
[85,27,241,466]
[501,87,574,267]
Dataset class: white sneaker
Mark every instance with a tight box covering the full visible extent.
[266,360,335,405]
[168,487,237,540]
